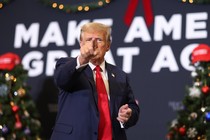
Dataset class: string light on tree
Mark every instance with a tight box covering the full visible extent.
[179,0,210,4]
[0,0,14,9]
[0,3,3,8]
[40,0,112,13]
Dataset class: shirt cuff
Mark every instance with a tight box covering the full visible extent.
[120,122,124,128]
[76,56,88,69]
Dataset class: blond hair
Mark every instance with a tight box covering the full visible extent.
[80,22,112,44]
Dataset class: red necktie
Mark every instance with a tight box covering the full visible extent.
[95,65,112,140]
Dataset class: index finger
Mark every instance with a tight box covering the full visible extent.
[88,39,97,52]
[122,104,129,109]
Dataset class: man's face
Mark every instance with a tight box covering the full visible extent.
[80,31,110,64]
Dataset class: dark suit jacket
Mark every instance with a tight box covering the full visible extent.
[50,57,140,140]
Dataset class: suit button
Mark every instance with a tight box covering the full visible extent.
[94,132,97,135]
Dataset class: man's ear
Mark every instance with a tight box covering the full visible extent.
[106,44,110,51]
[79,40,84,47]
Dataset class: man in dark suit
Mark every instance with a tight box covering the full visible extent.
[50,22,140,140]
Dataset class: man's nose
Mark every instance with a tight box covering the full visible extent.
[92,39,97,47]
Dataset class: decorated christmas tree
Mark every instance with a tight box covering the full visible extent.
[167,44,210,140]
[0,53,42,140]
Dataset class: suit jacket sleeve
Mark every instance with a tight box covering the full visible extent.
[124,74,140,129]
[54,57,80,91]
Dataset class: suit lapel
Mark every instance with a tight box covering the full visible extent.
[106,63,117,117]
[84,65,94,84]
[84,65,98,111]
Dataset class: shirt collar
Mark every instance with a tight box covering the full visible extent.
[89,61,106,72]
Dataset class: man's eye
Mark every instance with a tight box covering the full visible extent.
[86,39,92,41]
[97,39,103,42]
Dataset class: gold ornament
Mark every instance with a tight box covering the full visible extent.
[24,110,30,117]
[5,73,10,81]
[10,75,14,80]
[201,135,207,140]
[36,136,42,140]
[17,88,26,97]
[10,101,15,106]
[190,112,198,119]
[197,135,207,140]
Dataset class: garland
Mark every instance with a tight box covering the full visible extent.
[0,0,14,9]
[40,0,112,13]
[180,0,210,4]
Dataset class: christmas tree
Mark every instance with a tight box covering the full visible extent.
[167,44,210,140]
[0,53,42,140]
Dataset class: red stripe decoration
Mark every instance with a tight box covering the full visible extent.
[124,0,139,26]
[124,0,154,27]
[142,0,154,26]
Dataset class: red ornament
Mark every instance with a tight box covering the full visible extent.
[166,132,173,140]
[202,85,210,94]
[0,52,21,70]
[178,127,186,135]
[15,114,22,129]
[12,105,19,113]
[15,121,22,129]
[173,126,178,131]
[191,44,210,64]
